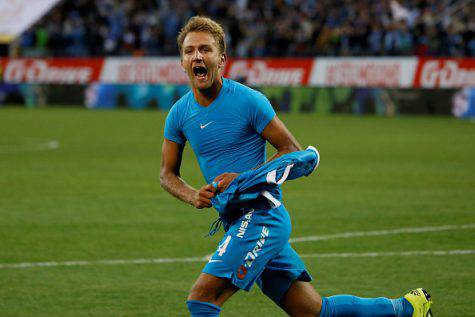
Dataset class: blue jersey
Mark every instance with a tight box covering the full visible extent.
[164,78,276,183]
[165,79,313,301]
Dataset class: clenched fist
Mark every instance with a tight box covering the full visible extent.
[193,184,216,209]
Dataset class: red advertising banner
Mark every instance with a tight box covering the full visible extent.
[2,58,104,84]
[309,58,418,88]
[414,58,475,88]
[224,58,313,86]
[0,57,474,88]
[100,58,188,84]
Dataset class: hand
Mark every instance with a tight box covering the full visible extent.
[193,184,216,209]
[213,173,239,193]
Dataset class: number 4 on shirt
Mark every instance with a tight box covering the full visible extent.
[217,235,231,256]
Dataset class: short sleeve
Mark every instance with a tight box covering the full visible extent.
[164,105,186,144]
[249,91,276,134]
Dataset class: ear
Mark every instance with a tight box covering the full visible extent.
[218,53,227,70]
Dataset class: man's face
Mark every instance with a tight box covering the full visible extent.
[181,31,226,90]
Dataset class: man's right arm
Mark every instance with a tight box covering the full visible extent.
[160,138,215,209]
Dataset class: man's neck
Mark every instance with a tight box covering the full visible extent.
[193,78,223,107]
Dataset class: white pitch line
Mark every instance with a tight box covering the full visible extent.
[1,250,473,270]
[0,139,59,153]
[0,256,209,269]
[300,249,475,259]
[289,223,475,243]
[202,223,475,260]
[2,223,474,270]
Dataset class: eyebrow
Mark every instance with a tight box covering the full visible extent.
[184,44,213,50]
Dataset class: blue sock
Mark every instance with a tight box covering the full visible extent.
[186,300,221,317]
[390,298,414,317]
[320,295,414,317]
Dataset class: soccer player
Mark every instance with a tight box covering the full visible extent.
[160,16,433,317]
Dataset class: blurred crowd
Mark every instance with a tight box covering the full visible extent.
[19,0,475,57]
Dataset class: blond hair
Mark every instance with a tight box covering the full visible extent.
[177,16,226,55]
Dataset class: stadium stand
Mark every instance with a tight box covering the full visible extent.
[18,0,474,58]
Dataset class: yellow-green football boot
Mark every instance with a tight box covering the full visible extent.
[404,288,433,317]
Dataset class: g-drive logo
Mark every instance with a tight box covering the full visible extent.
[237,226,269,279]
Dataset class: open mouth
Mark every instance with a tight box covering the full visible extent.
[193,66,208,81]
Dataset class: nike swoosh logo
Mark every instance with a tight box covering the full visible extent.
[208,259,223,263]
[200,121,213,129]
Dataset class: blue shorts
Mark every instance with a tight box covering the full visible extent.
[203,204,312,304]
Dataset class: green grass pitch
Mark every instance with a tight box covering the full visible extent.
[0,107,474,316]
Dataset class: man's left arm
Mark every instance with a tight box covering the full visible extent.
[213,116,301,191]
[261,115,302,162]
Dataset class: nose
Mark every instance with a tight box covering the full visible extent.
[192,49,203,61]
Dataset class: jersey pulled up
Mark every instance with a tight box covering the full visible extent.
[164,78,275,184]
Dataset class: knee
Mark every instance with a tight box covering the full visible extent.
[280,281,323,317]
[187,273,239,307]
[187,282,215,303]
[293,296,322,317]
